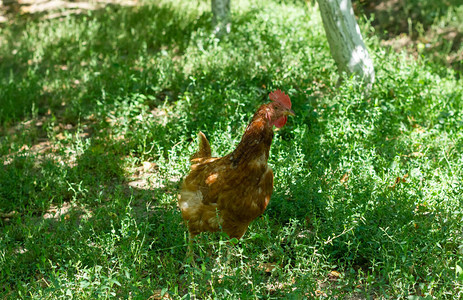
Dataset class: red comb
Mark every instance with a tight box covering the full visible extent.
[269,90,291,109]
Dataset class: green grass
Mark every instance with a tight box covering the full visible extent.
[355,0,463,74]
[1,0,463,298]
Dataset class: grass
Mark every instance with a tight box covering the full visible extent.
[355,0,463,74]
[1,0,463,298]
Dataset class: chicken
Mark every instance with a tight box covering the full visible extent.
[178,90,294,241]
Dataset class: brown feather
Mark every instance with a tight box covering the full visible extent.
[190,131,211,160]
[179,99,292,240]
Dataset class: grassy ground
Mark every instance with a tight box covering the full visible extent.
[1,0,463,298]
[354,0,463,75]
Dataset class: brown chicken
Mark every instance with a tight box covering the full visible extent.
[179,90,294,241]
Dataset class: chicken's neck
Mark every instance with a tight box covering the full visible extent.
[228,107,274,167]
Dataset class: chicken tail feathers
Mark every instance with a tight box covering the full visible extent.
[191,131,211,160]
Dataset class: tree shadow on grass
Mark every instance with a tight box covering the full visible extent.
[0,137,187,296]
[353,0,463,75]
[0,0,211,126]
[354,0,461,38]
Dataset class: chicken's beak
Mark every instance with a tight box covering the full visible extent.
[285,109,295,117]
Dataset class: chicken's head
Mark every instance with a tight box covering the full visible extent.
[266,90,295,128]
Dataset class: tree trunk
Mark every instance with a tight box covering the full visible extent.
[317,0,375,89]
[211,0,231,35]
